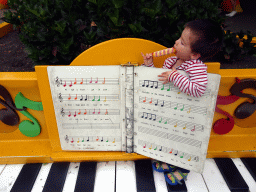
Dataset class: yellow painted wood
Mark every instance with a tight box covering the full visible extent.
[0,22,13,38]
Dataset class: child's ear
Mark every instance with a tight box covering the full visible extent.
[191,53,201,60]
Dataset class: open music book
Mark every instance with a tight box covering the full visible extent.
[47,64,220,173]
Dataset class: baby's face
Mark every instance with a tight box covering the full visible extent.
[174,27,199,61]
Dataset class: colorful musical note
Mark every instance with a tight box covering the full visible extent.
[169,149,173,154]
[164,120,167,124]
[84,109,87,115]
[74,111,77,117]
[154,146,157,150]
[95,77,98,83]
[143,144,146,148]
[98,109,100,114]
[178,91,181,94]
[97,96,100,101]
[96,136,99,141]
[174,104,178,110]
[71,138,74,143]
[188,157,191,161]
[180,105,184,111]
[92,96,95,101]
[106,139,109,142]
[112,138,115,143]
[78,109,81,115]
[63,81,66,87]
[149,145,152,150]
[143,97,146,102]
[191,126,195,132]
[77,138,79,143]
[180,153,184,158]
[159,118,162,123]
[89,77,92,83]
[183,124,187,129]
[161,84,164,90]
[103,96,107,102]
[74,78,77,84]
[80,78,83,84]
[87,137,89,141]
[149,98,152,104]
[82,138,84,142]
[68,111,71,117]
[102,77,105,84]
[174,122,177,127]
[167,85,171,91]
[74,94,77,100]
[68,94,71,100]
[69,80,72,87]
[187,108,191,114]
[93,109,95,114]
[105,109,108,115]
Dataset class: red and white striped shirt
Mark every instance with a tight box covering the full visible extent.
[144,57,208,97]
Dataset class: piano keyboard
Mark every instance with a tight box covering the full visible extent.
[0,158,256,192]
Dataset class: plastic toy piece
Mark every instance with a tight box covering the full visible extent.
[152,48,176,57]
[15,92,43,137]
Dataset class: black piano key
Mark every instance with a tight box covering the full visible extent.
[241,158,256,182]
[74,162,97,192]
[166,180,187,192]
[135,160,156,192]
[214,158,249,192]
[42,162,70,192]
[10,163,42,192]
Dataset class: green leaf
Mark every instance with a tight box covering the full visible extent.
[88,0,97,5]
[27,8,40,17]
[111,0,124,9]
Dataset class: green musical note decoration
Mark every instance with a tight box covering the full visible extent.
[15,92,43,137]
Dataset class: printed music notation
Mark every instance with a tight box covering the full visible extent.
[139,80,211,96]
[138,126,202,148]
[65,135,121,143]
[62,123,120,129]
[61,108,120,117]
[138,139,199,162]
[139,97,207,115]
[58,94,119,102]
[55,76,119,87]
[140,112,204,132]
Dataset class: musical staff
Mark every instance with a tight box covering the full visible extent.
[65,135,121,143]
[61,108,120,116]
[139,112,204,132]
[138,139,199,162]
[55,77,119,86]
[139,80,211,97]
[138,126,202,148]
[62,123,120,129]
[139,96,207,115]
[58,94,119,102]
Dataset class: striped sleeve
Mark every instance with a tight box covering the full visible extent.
[168,60,208,97]
[162,57,177,69]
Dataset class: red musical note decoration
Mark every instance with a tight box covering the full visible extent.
[213,94,240,135]
[102,77,105,84]
[143,97,146,102]
[95,77,98,83]
[68,111,71,117]
[84,109,87,115]
[68,94,71,100]
[78,109,81,115]
[69,80,72,87]
[74,94,77,100]
[74,111,77,117]
[74,78,77,84]
[89,77,92,83]
[63,81,66,87]
[80,78,83,84]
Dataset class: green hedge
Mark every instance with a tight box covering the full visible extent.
[4,0,254,65]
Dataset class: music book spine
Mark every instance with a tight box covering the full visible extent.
[124,66,135,153]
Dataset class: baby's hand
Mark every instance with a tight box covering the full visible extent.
[158,71,173,84]
[141,52,153,66]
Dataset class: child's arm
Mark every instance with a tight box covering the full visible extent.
[141,52,154,67]
[159,61,208,97]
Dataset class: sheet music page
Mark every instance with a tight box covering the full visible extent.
[133,66,220,173]
[47,66,125,151]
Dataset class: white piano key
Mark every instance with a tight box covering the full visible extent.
[0,164,23,192]
[31,163,52,192]
[116,161,137,192]
[185,170,209,192]
[94,161,115,192]
[152,169,168,192]
[202,159,230,192]
[62,162,80,192]
[232,158,256,192]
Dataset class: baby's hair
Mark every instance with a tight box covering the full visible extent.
[185,19,223,61]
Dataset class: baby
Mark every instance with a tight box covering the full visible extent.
[141,19,223,98]
[141,19,223,185]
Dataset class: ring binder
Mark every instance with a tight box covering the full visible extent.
[47,64,220,173]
